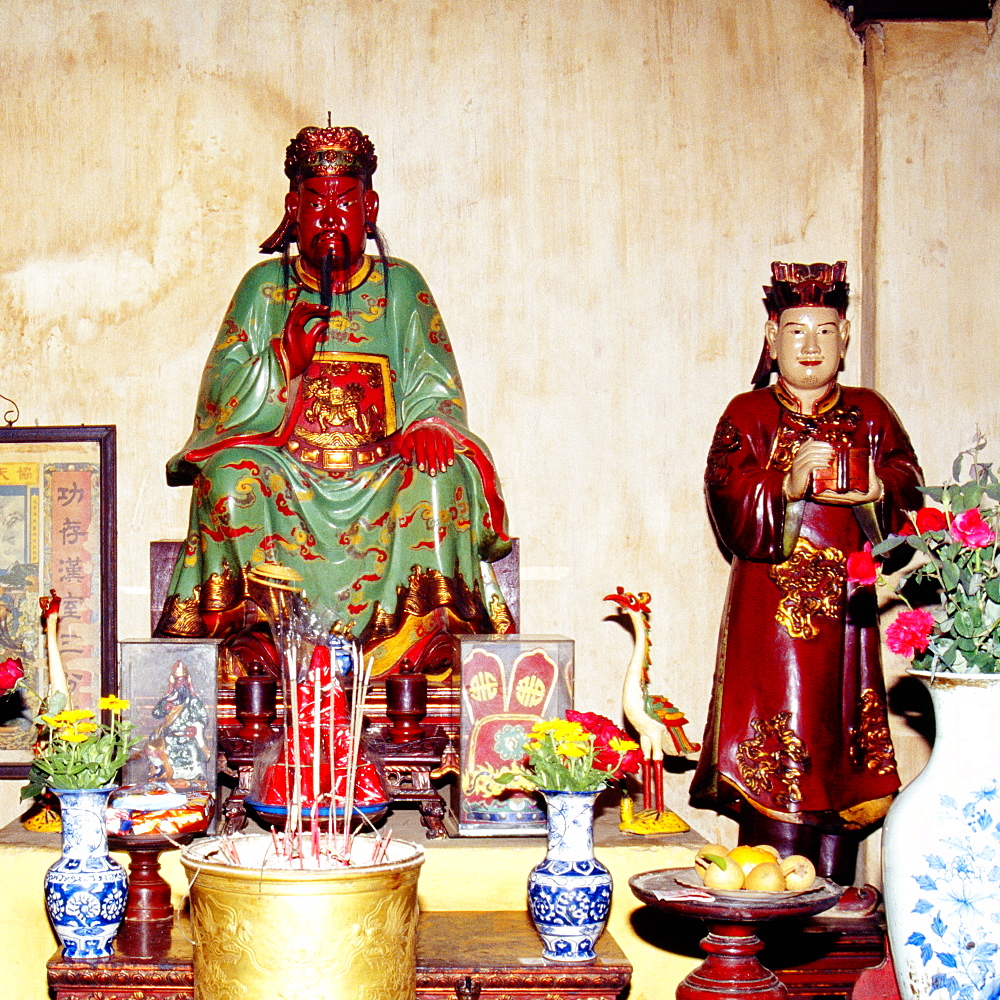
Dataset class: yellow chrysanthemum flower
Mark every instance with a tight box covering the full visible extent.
[609,736,639,753]
[530,720,565,735]
[41,709,92,726]
[62,709,96,723]
[556,741,589,758]
[533,719,587,741]
[56,723,97,743]
[99,695,130,712]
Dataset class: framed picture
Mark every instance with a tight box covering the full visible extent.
[458,634,574,836]
[118,639,220,789]
[0,425,117,777]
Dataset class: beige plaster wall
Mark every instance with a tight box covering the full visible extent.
[0,0,865,830]
[864,17,1000,812]
[866,21,1000,487]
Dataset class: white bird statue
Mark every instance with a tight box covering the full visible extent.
[39,590,71,712]
[604,587,699,835]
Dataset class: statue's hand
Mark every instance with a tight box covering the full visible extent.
[399,424,455,476]
[813,456,883,506]
[784,439,835,501]
[281,302,329,378]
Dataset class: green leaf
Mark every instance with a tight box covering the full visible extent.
[963,483,985,510]
[955,610,980,638]
[920,486,945,503]
[941,643,959,666]
[45,690,67,717]
[872,535,911,557]
[914,647,937,669]
[953,453,966,482]
[986,579,1000,603]
[970,650,994,672]
[942,562,961,591]
[944,485,966,507]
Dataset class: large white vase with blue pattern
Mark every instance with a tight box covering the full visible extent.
[44,785,128,959]
[527,790,612,962]
[883,672,1000,1000]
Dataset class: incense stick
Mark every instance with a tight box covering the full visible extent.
[288,635,302,845]
[327,644,336,852]
[312,645,321,806]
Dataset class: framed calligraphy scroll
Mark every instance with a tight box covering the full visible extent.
[0,426,116,777]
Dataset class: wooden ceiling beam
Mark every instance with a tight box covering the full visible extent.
[828,1,994,27]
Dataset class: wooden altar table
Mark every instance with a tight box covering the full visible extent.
[47,910,633,1000]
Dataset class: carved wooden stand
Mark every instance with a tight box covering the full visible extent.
[630,869,843,1000]
[366,727,460,839]
[107,832,193,960]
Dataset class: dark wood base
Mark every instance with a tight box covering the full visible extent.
[763,907,888,1000]
[679,921,787,1000]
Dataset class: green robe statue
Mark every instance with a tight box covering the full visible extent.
[156,254,513,675]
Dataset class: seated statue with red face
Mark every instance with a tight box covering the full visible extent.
[156,127,514,677]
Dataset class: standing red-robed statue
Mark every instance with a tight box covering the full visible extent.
[690,261,923,883]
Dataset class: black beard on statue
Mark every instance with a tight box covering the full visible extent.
[321,252,333,310]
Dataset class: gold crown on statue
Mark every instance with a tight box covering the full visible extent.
[283,126,378,188]
[762,260,849,319]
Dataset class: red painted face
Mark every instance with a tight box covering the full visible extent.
[288,176,379,276]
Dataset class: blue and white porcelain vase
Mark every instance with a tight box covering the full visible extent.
[883,672,1000,1000]
[44,785,128,959]
[527,789,612,962]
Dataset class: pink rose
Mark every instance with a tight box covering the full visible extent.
[951,508,996,548]
[915,507,949,533]
[0,657,23,693]
[846,543,879,585]
[885,609,935,660]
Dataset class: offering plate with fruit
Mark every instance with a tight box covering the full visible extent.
[630,841,843,922]
[686,842,825,896]
[630,846,844,1000]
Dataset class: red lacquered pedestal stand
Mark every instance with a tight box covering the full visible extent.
[630,868,843,1000]
[108,832,193,958]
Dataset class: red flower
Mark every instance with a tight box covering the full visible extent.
[915,507,949,533]
[885,609,935,660]
[0,657,23,693]
[897,520,916,537]
[951,508,996,548]
[566,709,642,777]
[846,542,879,585]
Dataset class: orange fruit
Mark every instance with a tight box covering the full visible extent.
[728,845,778,875]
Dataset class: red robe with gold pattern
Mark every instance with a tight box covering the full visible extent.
[690,381,923,828]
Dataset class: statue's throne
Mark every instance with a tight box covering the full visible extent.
[148,539,520,837]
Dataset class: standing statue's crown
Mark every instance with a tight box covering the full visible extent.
[762,261,849,320]
[283,126,378,188]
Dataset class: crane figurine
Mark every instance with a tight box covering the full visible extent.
[39,590,71,711]
[604,587,700,836]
